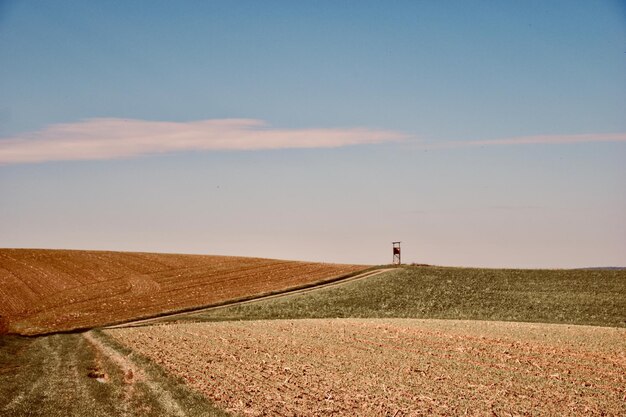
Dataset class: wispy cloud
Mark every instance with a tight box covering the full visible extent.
[464,132,626,147]
[0,118,408,164]
[3,120,623,165]
[415,132,626,150]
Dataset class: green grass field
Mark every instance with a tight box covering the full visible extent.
[177,266,626,327]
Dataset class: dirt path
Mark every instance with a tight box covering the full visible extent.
[108,268,393,329]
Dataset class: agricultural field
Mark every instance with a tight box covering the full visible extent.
[0,249,366,335]
[105,319,626,416]
[2,258,625,416]
[184,266,626,328]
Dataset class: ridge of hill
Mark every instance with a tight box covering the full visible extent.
[0,249,366,335]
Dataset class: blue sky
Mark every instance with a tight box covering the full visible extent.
[1,0,625,267]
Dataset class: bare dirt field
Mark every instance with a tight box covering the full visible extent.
[0,249,365,335]
[106,319,626,416]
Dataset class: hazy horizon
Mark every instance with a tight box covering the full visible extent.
[1,1,625,268]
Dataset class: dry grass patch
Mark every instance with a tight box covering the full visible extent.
[106,319,626,416]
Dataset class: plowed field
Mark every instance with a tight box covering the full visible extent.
[0,249,365,335]
[106,319,626,416]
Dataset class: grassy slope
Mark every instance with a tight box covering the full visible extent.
[0,332,229,417]
[179,266,626,327]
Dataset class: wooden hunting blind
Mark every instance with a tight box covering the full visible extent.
[392,242,401,265]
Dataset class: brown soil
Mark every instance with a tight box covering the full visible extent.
[106,319,626,416]
[0,249,365,335]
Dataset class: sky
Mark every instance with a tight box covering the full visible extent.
[0,0,625,268]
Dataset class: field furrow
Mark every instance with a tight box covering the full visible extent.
[0,249,365,335]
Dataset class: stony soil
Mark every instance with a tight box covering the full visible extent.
[107,318,626,416]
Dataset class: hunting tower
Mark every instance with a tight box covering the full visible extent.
[392,242,401,265]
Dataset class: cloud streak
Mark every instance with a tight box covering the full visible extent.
[417,132,626,150]
[464,132,626,147]
[0,118,408,164]
[2,119,623,165]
